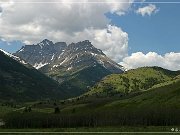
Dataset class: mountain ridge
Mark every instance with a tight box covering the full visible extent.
[15,39,67,69]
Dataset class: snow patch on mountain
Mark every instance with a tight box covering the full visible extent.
[34,62,49,69]
[51,54,55,60]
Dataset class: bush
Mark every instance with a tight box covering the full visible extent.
[54,107,60,114]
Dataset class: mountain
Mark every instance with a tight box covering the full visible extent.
[85,67,180,97]
[0,49,67,101]
[15,40,124,75]
[14,39,67,69]
[15,39,124,97]
[40,40,124,83]
[40,40,123,74]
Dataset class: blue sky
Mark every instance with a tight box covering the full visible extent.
[107,3,180,55]
[0,39,24,53]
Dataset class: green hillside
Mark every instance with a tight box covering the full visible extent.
[0,51,68,101]
[86,67,180,97]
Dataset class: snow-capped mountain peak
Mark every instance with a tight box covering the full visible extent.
[14,39,67,68]
[14,39,124,74]
[38,39,53,48]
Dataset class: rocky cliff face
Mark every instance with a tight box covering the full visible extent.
[40,40,124,75]
[14,39,67,69]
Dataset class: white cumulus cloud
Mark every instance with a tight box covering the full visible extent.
[71,25,129,62]
[0,0,133,62]
[120,52,180,71]
[136,4,159,16]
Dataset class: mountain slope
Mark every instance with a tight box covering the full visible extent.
[0,49,29,67]
[0,50,67,101]
[105,77,180,109]
[85,67,180,97]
